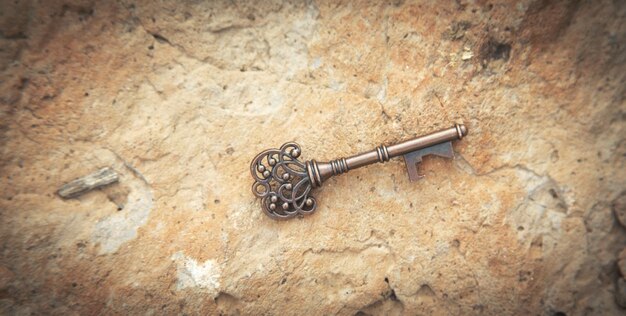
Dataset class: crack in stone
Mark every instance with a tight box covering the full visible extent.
[355,277,405,315]
[103,147,149,185]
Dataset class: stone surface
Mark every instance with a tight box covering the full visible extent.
[1,0,625,315]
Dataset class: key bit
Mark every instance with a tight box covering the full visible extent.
[403,141,454,181]
[250,123,468,220]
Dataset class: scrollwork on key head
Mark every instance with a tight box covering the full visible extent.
[250,142,316,219]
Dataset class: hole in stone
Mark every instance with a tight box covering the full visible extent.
[481,39,511,64]
[389,289,398,301]
[151,33,170,44]
[549,188,559,199]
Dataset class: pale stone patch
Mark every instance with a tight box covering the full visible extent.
[92,169,153,255]
[171,252,221,295]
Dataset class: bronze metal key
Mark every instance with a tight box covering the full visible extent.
[250,123,468,220]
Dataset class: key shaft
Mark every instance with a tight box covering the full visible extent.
[307,124,467,187]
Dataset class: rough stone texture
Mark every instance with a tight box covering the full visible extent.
[615,191,626,228]
[0,0,625,315]
[617,248,626,277]
[617,278,626,309]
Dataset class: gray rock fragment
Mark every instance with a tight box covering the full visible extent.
[57,167,119,198]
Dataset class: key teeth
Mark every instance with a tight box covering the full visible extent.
[403,141,455,182]
[412,173,425,182]
[403,151,423,182]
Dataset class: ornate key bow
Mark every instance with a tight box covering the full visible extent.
[250,123,468,220]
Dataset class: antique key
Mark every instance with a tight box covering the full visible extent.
[250,123,468,220]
